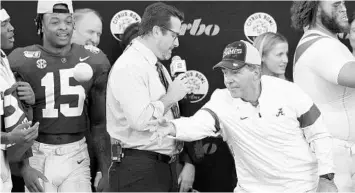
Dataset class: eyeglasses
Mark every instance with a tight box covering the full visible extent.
[160,26,180,40]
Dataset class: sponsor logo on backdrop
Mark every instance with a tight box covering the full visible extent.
[177,70,209,103]
[244,12,277,43]
[180,18,220,36]
[110,10,141,41]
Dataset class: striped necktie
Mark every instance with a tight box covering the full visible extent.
[156,62,180,119]
[156,62,183,154]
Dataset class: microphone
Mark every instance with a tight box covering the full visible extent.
[170,55,187,78]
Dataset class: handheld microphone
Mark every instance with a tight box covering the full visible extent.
[170,55,187,78]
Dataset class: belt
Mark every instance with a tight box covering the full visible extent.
[33,137,86,156]
[123,148,177,164]
[36,132,85,144]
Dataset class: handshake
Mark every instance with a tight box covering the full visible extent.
[148,117,177,146]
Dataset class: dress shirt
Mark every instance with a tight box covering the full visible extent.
[106,38,178,156]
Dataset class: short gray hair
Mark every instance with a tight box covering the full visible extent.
[244,63,261,78]
[73,8,102,23]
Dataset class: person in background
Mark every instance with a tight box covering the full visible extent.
[71,8,102,47]
[253,32,289,80]
[1,7,39,193]
[349,11,355,56]
[186,135,237,192]
[292,1,355,191]
[71,7,107,192]
[120,22,139,50]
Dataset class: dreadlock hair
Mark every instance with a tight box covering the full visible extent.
[34,14,44,39]
[121,22,140,50]
[290,1,320,31]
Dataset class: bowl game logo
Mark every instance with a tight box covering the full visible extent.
[244,12,277,43]
[23,51,41,58]
[110,10,141,41]
[177,70,209,103]
[84,45,100,54]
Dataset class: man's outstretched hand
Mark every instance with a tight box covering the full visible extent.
[148,117,176,146]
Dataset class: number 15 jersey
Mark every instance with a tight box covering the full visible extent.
[8,44,111,134]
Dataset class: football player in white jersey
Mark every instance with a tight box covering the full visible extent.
[350,11,355,56]
[292,1,355,191]
[1,7,39,193]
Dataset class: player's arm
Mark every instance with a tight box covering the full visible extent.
[312,39,355,88]
[1,122,39,145]
[1,107,6,144]
[337,61,355,88]
[178,149,195,192]
[8,48,35,105]
[1,132,12,144]
[19,158,30,172]
[293,85,334,176]
[0,96,5,144]
[8,47,25,73]
[180,147,193,164]
[89,61,111,175]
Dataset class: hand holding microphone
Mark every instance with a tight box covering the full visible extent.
[167,78,189,102]
[161,56,189,105]
[170,55,210,104]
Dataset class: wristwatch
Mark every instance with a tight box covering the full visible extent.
[320,173,335,181]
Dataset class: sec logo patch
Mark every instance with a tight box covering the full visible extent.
[36,59,47,69]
